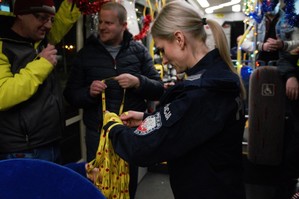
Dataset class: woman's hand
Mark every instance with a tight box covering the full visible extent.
[85,163,100,183]
[120,111,144,127]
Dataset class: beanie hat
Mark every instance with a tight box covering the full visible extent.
[14,0,56,15]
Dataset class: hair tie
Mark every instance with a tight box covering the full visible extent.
[201,18,207,25]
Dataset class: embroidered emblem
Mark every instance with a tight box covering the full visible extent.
[164,103,172,120]
[134,112,162,135]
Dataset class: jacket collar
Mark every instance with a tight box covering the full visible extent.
[185,48,221,76]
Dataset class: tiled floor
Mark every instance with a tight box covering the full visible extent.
[135,172,174,199]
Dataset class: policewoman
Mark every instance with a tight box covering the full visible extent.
[102,1,246,198]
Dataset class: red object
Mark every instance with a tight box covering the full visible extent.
[13,0,56,15]
[76,0,110,15]
[134,15,152,41]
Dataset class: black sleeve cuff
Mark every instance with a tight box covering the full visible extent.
[103,121,117,132]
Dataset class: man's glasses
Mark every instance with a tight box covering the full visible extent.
[32,13,54,24]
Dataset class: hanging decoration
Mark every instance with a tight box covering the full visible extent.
[137,0,155,57]
[261,0,279,13]
[248,11,263,23]
[246,0,262,24]
[133,14,152,41]
[75,0,110,15]
[284,0,299,27]
[243,0,255,16]
[248,0,279,23]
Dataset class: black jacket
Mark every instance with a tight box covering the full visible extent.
[107,49,246,199]
[0,28,63,153]
[64,31,164,130]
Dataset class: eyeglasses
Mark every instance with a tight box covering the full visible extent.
[32,13,54,24]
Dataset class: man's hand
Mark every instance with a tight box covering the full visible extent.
[38,44,57,66]
[286,77,299,100]
[264,38,284,51]
[114,73,140,89]
[89,80,107,97]
[290,47,299,55]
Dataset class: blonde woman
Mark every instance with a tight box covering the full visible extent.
[103,1,246,198]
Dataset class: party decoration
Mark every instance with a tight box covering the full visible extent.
[75,0,110,15]
[243,0,257,16]
[248,11,263,23]
[284,0,299,27]
[241,65,253,80]
[261,0,279,13]
[247,0,279,23]
[133,14,152,41]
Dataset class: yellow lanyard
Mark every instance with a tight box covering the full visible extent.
[101,80,126,116]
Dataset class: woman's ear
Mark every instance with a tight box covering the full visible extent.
[174,31,185,49]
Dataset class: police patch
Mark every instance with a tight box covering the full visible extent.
[134,112,162,135]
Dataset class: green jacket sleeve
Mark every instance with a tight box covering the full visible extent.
[0,50,53,110]
[47,0,81,45]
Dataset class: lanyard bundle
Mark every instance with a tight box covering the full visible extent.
[87,81,130,199]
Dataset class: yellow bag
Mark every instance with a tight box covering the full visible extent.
[87,84,130,199]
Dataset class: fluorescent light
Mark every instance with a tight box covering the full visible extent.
[204,0,241,13]
[205,8,214,13]
[197,0,210,8]
[232,4,241,12]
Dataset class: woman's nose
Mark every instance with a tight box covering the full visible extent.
[162,57,168,65]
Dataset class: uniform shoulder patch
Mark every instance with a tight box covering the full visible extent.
[134,112,162,136]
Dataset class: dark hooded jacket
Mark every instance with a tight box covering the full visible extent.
[63,30,164,130]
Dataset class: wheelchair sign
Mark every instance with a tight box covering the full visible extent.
[261,84,275,96]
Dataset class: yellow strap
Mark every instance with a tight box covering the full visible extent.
[101,80,126,115]
[87,82,130,198]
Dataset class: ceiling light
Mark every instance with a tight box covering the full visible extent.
[232,4,241,12]
[205,8,214,14]
[197,0,210,8]
[204,0,241,13]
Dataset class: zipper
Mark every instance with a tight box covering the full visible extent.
[113,59,117,70]
[19,110,30,145]
[25,134,29,145]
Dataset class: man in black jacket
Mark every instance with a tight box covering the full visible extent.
[63,2,164,198]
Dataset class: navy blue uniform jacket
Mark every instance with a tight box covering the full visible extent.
[107,49,246,199]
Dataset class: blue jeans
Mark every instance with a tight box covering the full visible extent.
[0,144,61,163]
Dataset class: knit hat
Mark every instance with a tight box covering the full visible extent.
[13,0,56,15]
